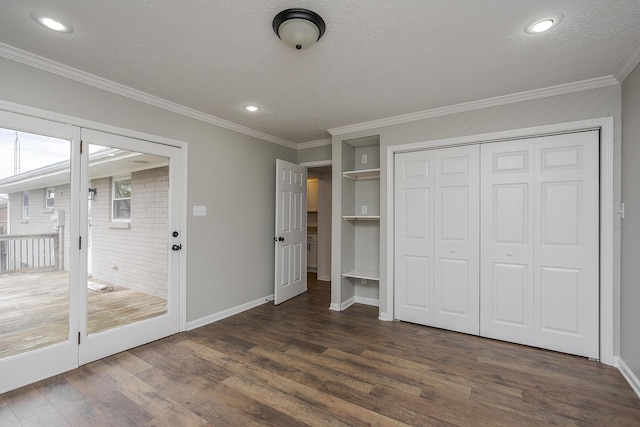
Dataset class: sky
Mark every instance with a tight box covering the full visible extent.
[0,127,70,180]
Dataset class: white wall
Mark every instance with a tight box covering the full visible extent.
[0,56,297,323]
[332,85,622,355]
[621,62,640,385]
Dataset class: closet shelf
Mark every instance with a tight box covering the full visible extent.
[342,168,380,181]
[342,269,380,281]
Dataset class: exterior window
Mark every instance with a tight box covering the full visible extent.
[112,177,131,221]
[45,188,55,208]
[22,192,29,219]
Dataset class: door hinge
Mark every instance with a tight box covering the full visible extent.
[79,236,82,250]
[80,140,83,154]
[78,332,81,344]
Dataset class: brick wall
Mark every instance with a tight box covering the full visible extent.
[90,166,169,298]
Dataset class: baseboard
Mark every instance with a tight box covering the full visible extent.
[618,358,640,400]
[317,275,331,282]
[329,303,341,311]
[340,296,356,311]
[378,311,394,321]
[186,294,273,330]
[355,296,379,307]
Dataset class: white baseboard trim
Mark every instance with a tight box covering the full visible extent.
[341,296,356,311]
[186,294,273,331]
[618,358,640,400]
[378,312,393,321]
[355,296,379,307]
[317,275,331,282]
[329,303,341,311]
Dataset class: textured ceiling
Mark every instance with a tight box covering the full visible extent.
[1,0,640,144]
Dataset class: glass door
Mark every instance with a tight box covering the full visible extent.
[78,129,182,364]
[0,111,80,394]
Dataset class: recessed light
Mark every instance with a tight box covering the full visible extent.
[243,104,261,112]
[31,12,73,33]
[524,13,564,34]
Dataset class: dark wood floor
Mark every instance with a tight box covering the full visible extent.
[2,274,639,426]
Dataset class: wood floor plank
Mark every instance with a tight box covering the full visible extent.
[2,274,640,426]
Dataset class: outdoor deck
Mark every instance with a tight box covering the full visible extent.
[0,270,167,359]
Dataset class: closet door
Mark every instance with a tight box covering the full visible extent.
[480,140,535,346]
[481,131,599,358]
[433,145,480,334]
[534,131,599,359]
[394,150,435,325]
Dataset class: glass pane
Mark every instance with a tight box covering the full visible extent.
[0,128,71,359]
[113,199,131,220]
[87,144,169,335]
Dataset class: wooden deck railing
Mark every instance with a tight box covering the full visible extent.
[0,233,60,273]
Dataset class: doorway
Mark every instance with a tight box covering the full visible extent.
[305,163,332,283]
[0,110,185,393]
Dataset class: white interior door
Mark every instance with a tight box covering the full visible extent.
[274,159,307,305]
[394,150,435,324]
[480,140,536,346]
[78,129,183,365]
[534,131,599,358]
[433,145,480,334]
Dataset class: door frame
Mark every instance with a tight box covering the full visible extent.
[0,100,188,392]
[385,117,615,366]
[301,160,332,282]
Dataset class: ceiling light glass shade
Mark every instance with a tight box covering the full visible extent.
[273,8,326,50]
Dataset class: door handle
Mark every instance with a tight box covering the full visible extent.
[273,236,285,242]
[172,244,182,251]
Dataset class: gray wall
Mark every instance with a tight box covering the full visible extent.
[332,85,622,355]
[621,63,640,380]
[0,56,297,323]
[297,144,332,164]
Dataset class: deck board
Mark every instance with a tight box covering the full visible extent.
[0,270,166,359]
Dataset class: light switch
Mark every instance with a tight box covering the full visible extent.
[193,205,207,216]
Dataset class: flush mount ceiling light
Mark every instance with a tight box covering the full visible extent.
[243,104,261,112]
[524,13,564,34]
[272,8,326,50]
[30,12,73,33]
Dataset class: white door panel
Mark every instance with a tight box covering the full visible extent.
[481,140,535,345]
[534,131,599,358]
[274,159,307,305]
[395,146,480,334]
[434,146,479,334]
[394,151,434,324]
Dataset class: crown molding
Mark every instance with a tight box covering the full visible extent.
[297,138,332,150]
[615,40,640,83]
[0,42,297,149]
[328,75,620,136]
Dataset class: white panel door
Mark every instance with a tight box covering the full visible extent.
[433,145,480,334]
[480,140,535,346]
[394,150,435,325]
[274,159,307,305]
[534,131,599,358]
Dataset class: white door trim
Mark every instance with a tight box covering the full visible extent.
[385,117,615,365]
